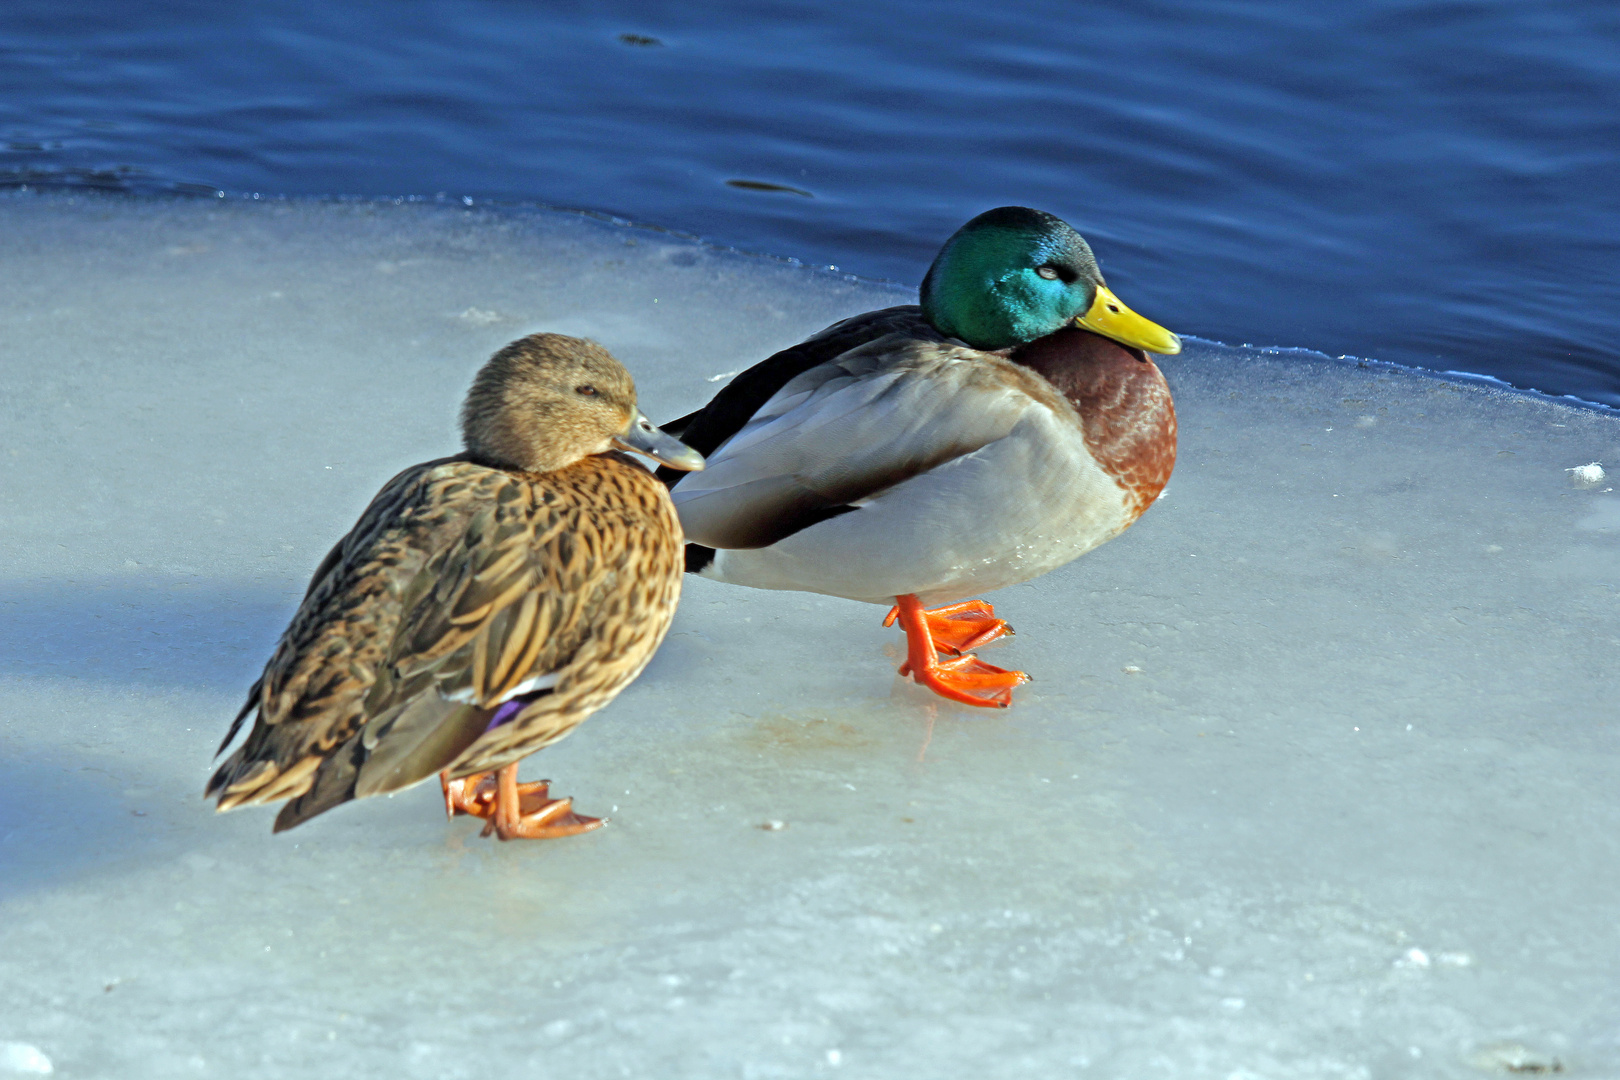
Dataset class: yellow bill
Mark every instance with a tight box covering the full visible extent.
[1076,285,1182,355]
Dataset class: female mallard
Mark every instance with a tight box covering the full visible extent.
[660,207,1179,708]
[208,333,704,839]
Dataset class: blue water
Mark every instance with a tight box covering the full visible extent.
[4,0,1618,402]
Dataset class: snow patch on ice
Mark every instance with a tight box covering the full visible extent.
[1567,461,1606,486]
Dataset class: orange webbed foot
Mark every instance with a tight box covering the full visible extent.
[888,595,1030,708]
[883,599,1013,655]
[901,652,1030,708]
[480,762,605,841]
[441,770,550,818]
[441,767,600,839]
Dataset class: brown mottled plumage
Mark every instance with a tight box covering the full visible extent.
[207,333,702,837]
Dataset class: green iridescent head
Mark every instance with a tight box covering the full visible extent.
[919,206,1180,354]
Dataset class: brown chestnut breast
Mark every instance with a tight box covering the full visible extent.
[1010,326,1177,521]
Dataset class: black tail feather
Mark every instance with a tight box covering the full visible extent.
[684,544,716,574]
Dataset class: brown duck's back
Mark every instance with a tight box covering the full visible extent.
[208,451,685,830]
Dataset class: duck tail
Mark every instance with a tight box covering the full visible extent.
[684,544,716,574]
[215,678,263,758]
[272,736,366,833]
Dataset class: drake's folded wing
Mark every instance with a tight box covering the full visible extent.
[671,343,1040,550]
[655,306,930,484]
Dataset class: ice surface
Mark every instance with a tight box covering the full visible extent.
[2,193,1617,1079]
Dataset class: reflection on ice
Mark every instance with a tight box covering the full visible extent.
[1,193,1617,1079]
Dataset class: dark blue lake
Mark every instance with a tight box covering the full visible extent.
[4,0,1617,402]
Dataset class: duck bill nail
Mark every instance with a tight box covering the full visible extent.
[1076,285,1183,355]
[615,410,706,471]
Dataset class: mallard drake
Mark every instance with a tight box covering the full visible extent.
[207,333,704,838]
[660,207,1179,708]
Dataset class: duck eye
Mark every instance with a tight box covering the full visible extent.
[1036,266,1060,280]
[575,384,598,397]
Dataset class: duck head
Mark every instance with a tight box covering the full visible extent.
[919,206,1181,355]
[461,333,704,474]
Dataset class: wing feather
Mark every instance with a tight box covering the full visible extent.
[209,464,582,809]
[656,306,931,482]
[672,339,1045,551]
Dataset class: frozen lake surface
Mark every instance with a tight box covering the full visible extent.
[1,193,1617,1078]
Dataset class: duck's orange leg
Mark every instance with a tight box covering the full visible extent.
[440,768,588,831]
[441,770,496,818]
[883,598,1014,655]
[889,594,1028,708]
[472,762,604,841]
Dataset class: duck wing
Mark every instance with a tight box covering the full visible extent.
[671,335,1060,551]
[209,463,602,830]
[209,524,376,761]
[209,459,458,768]
[657,305,929,478]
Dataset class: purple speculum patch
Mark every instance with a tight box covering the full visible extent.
[485,691,545,733]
